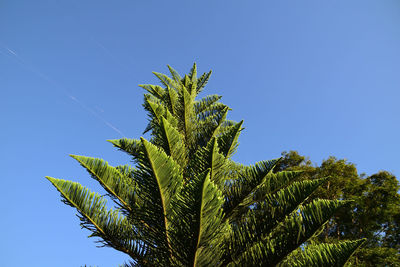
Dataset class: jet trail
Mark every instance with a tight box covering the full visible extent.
[0,42,126,137]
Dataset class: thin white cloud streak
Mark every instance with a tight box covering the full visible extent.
[6,47,17,56]
[0,42,126,137]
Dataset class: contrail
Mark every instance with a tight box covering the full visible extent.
[6,47,18,56]
[0,42,126,137]
[68,94,126,137]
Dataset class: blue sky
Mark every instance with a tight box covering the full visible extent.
[1,1,399,266]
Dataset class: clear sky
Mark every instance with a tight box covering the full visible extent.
[1,1,399,266]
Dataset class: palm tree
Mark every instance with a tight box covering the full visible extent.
[47,64,364,266]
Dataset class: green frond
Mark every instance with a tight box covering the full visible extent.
[194,94,222,114]
[216,120,243,158]
[128,138,185,264]
[70,155,136,212]
[177,85,195,147]
[281,239,366,267]
[152,71,179,91]
[107,138,142,161]
[196,105,230,146]
[209,106,229,137]
[193,171,226,267]
[143,96,178,140]
[46,177,143,260]
[167,65,182,82]
[138,84,165,100]
[252,170,303,200]
[223,159,280,220]
[221,119,237,128]
[189,62,197,82]
[196,70,212,93]
[259,178,329,226]
[139,138,183,214]
[165,85,178,116]
[189,138,227,189]
[138,138,183,232]
[144,97,165,124]
[196,102,229,121]
[224,178,330,258]
[234,199,350,266]
[174,169,226,266]
[159,117,187,168]
[183,74,191,88]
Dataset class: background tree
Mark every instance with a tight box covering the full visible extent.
[47,65,364,266]
[276,151,400,266]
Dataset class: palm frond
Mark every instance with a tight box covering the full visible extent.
[177,85,195,147]
[234,199,350,266]
[194,94,222,114]
[70,155,136,213]
[189,62,197,82]
[189,138,227,189]
[159,117,187,168]
[138,138,183,241]
[107,138,142,161]
[281,239,366,267]
[165,85,178,116]
[138,84,165,100]
[167,65,182,82]
[196,70,212,93]
[223,159,280,219]
[216,120,243,158]
[152,71,178,91]
[46,177,144,260]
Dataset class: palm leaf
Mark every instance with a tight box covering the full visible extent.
[138,84,165,100]
[107,138,142,161]
[136,138,183,258]
[189,62,197,82]
[234,199,350,266]
[281,239,366,267]
[46,177,143,260]
[153,71,178,91]
[223,159,280,219]
[196,70,212,93]
[216,120,243,158]
[194,94,222,114]
[159,117,187,168]
[70,155,136,213]
[167,65,182,82]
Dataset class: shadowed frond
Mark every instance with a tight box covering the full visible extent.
[223,159,280,219]
[194,94,222,114]
[280,239,366,267]
[189,138,227,189]
[108,138,142,160]
[233,199,350,266]
[216,120,243,158]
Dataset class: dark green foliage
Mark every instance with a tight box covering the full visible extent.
[47,65,364,266]
[276,150,400,266]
